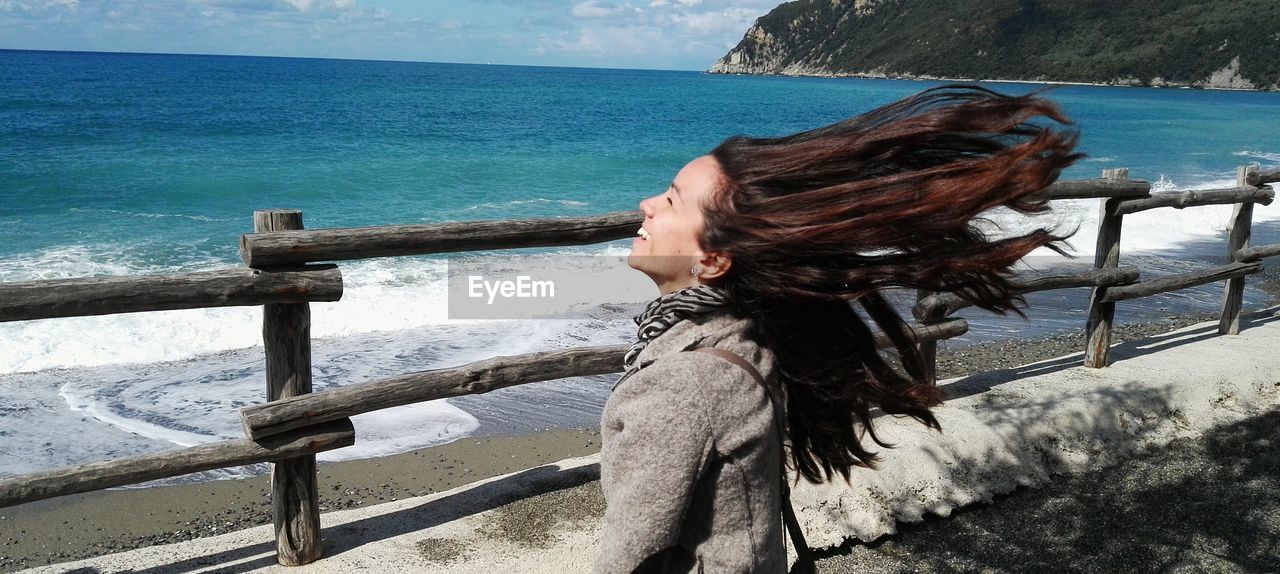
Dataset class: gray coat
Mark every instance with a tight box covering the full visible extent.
[594,311,786,573]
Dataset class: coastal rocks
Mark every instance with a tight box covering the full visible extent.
[1204,56,1256,90]
[709,0,1280,92]
[709,23,787,74]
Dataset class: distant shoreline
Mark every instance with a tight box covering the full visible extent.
[705,69,1278,93]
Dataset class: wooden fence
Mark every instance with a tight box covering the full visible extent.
[0,165,1277,565]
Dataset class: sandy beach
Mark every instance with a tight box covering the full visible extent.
[0,305,1251,573]
[0,428,601,572]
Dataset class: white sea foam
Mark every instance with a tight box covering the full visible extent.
[27,315,623,473]
[995,171,1273,259]
[1234,150,1280,164]
[67,207,232,223]
[0,247,616,374]
[463,198,591,211]
[321,403,481,461]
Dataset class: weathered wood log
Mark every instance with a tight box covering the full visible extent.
[1250,167,1279,186]
[1100,261,1263,303]
[1235,243,1280,262]
[1220,166,1258,335]
[243,345,630,441]
[912,266,1140,321]
[1041,178,1151,200]
[240,211,645,267]
[1084,168,1128,368]
[874,318,967,350]
[0,266,342,323]
[0,419,354,508]
[255,210,322,566]
[241,318,967,441]
[916,289,938,385]
[1113,185,1274,215]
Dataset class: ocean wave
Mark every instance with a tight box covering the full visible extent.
[462,198,591,211]
[1233,150,1280,164]
[0,244,224,282]
[0,247,644,374]
[67,207,232,223]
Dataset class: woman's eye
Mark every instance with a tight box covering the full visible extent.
[666,195,673,205]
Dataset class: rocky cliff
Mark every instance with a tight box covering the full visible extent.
[711,0,1280,91]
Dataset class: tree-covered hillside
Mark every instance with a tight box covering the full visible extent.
[711,0,1280,90]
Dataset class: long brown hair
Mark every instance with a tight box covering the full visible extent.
[701,84,1082,483]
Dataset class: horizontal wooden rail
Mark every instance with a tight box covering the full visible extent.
[1042,178,1151,200]
[0,265,343,323]
[913,266,1140,320]
[1099,261,1263,303]
[1249,167,1279,186]
[1113,186,1274,215]
[1235,243,1280,262]
[0,419,355,508]
[237,179,1150,268]
[242,318,968,440]
[243,345,628,440]
[241,211,644,267]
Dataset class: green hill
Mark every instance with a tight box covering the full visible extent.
[710,0,1280,90]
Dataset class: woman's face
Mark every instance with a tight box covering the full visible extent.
[628,155,723,294]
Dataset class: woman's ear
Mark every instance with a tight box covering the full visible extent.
[695,252,732,282]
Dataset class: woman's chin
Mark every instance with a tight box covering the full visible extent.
[626,248,645,271]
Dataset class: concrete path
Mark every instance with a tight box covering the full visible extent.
[23,309,1280,573]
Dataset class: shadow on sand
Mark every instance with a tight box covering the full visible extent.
[944,305,1280,402]
[818,408,1280,573]
[64,462,601,574]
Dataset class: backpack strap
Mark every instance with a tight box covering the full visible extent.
[690,347,816,572]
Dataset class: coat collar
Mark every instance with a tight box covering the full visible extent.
[614,310,777,390]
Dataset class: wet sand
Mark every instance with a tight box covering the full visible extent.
[0,428,601,572]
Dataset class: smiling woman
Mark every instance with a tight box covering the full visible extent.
[598,84,1082,573]
[627,156,725,295]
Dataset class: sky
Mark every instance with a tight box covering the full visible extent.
[0,0,782,70]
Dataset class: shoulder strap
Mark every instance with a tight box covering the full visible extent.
[690,347,816,572]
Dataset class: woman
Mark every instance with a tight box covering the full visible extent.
[595,84,1082,573]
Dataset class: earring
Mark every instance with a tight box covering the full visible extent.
[690,265,701,278]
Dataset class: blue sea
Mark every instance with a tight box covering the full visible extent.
[2,49,1279,482]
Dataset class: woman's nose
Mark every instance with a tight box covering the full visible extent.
[639,196,655,217]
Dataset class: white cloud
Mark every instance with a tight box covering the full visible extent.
[570,1,636,19]
[284,0,358,11]
[541,0,775,64]
[540,23,664,56]
[0,0,780,70]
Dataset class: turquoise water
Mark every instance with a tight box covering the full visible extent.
[1,49,1279,479]
[4,49,1278,271]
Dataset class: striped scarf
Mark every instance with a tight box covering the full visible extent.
[622,284,730,374]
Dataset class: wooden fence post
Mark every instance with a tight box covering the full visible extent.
[255,210,322,566]
[916,289,938,385]
[1220,165,1259,335]
[1084,168,1129,368]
